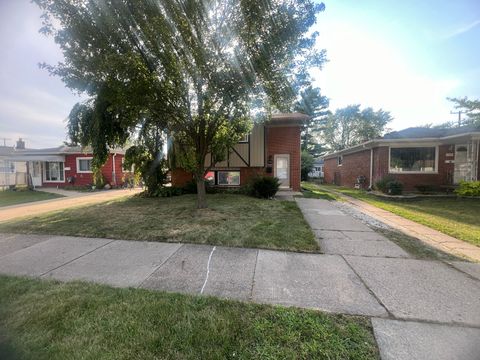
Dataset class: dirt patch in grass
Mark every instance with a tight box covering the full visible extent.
[0,194,318,253]
[0,275,379,360]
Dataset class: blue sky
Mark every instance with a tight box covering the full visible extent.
[0,0,479,148]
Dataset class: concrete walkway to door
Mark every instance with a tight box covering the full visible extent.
[0,198,479,359]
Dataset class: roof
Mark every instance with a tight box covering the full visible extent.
[383,125,480,139]
[267,112,310,126]
[324,125,480,159]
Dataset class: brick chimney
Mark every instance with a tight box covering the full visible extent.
[16,138,25,149]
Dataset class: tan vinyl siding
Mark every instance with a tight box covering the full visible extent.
[250,123,264,167]
[229,143,249,167]
[204,123,265,168]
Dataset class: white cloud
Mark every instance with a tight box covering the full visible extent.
[443,19,480,39]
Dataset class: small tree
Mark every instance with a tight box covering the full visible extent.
[301,151,315,181]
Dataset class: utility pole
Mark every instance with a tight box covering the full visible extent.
[450,110,466,127]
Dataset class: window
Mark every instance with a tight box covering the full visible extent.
[45,162,64,182]
[217,171,240,186]
[337,155,343,166]
[77,157,93,173]
[239,134,249,143]
[0,160,14,174]
[390,147,437,173]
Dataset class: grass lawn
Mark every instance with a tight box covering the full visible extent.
[307,183,480,247]
[0,193,318,252]
[0,190,63,207]
[0,276,378,360]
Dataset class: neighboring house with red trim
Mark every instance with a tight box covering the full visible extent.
[4,140,129,188]
[323,125,480,191]
[171,113,308,192]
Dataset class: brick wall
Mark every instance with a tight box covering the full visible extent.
[266,126,301,191]
[324,145,457,191]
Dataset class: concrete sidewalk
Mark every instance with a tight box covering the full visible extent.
[0,188,141,223]
[1,227,479,359]
[331,191,480,262]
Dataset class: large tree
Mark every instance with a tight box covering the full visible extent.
[322,105,392,151]
[447,97,480,127]
[294,86,329,157]
[35,0,326,208]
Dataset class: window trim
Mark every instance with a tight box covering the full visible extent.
[337,155,343,166]
[215,170,241,186]
[238,134,249,143]
[0,160,15,174]
[388,145,439,174]
[76,157,93,173]
[43,161,65,183]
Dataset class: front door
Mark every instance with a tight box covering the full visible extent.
[454,144,471,184]
[30,161,42,187]
[274,154,290,188]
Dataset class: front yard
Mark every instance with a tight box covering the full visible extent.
[306,183,480,247]
[0,194,318,252]
[0,190,63,207]
[0,275,378,359]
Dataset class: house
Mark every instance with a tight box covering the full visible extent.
[0,140,28,189]
[171,113,308,191]
[308,158,324,178]
[323,125,480,191]
[4,139,129,188]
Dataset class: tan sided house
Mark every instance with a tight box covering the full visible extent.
[171,113,308,191]
[323,125,480,191]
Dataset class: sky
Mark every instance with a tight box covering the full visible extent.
[0,0,479,148]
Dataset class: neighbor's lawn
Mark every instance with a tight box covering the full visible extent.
[0,190,63,207]
[0,194,318,252]
[306,183,480,247]
[0,276,378,360]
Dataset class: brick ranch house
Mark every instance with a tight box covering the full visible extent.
[4,140,129,188]
[323,125,480,191]
[171,113,308,192]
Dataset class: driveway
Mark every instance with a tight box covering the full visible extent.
[0,188,141,222]
[0,198,479,359]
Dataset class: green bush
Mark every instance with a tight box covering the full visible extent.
[414,184,436,194]
[455,181,480,197]
[246,176,280,199]
[375,175,403,195]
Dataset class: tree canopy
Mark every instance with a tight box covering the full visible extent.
[35,0,326,208]
[447,97,480,127]
[321,105,392,151]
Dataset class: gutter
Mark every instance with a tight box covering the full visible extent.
[369,148,374,189]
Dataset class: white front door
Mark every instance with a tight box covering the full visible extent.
[454,144,471,184]
[30,161,42,187]
[274,154,290,188]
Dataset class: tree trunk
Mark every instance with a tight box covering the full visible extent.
[196,175,207,209]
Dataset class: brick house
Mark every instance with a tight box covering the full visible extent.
[171,113,308,191]
[323,125,480,191]
[6,142,129,188]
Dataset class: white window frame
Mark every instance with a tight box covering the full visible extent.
[216,170,241,186]
[43,161,65,183]
[76,157,93,173]
[0,160,15,174]
[239,134,249,143]
[388,145,439,174]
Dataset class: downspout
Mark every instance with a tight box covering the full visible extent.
[369,148,374,189]
[112,153,117,186]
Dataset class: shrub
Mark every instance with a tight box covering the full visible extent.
[415,184,436,194]
[153,186,184,197]
[455,181,480,197]
[246,176,280,199]
[301,151,314,181]
[375,175,403,195]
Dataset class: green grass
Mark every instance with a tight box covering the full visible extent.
[0,190,63,207]
[308,183,480,247]
[0,275,379,360]
[300,182,340,201]
[0,193,318,252]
